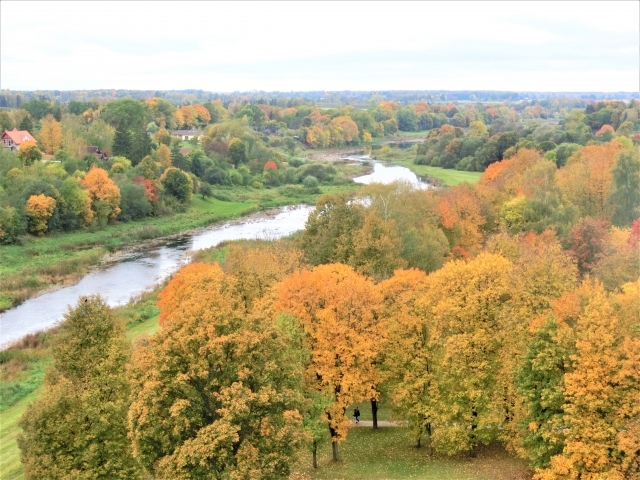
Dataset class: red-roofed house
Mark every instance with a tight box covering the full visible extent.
[2,129,37,151]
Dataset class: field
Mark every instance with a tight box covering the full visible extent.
[295,428,530,480]
[391,157,483,186]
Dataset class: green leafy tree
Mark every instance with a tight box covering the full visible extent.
[18,115,33,132]
[18,296,141,480]
[161,167,193,203]
[227,137,247,167]
[609,149,640,227]
[112,127,132,158]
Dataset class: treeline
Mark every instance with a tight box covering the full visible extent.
[2,89,638,109]
[16,138,640,478]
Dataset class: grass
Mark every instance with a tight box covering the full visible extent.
[294,428,530,480]
[0,389,40,480]
[392,157,483,186]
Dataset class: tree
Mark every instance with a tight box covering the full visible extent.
[274,264,384,461]
[129,129,152,165]
[112,126,132,158]
[298,193,365,266]
[609,149,640,227]
[17,141,42,166]
[39,114,62,154]
[129,263,305,479]
[516,317,574,470]
[25,194,56,235]
[18,115,33,132]
[379,269,437,450]
[541,281,640,479]
[227,137,247,167]
[351,212,406,280]
[469,120,488,137]
[423,253,514,456]
[156,143,172,168]
[161,167,193,203]
[18,296,141,480]
[86,119,115,154]
[81,166,121,223]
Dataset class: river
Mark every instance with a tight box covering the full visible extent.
[0,161,428,347]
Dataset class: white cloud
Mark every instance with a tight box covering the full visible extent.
[1,1,637,91]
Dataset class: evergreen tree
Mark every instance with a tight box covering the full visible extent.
[18,115,33,132]
[112,127,132,158]
[129,128,152,165]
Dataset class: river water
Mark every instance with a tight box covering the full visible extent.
[0,161,427,347]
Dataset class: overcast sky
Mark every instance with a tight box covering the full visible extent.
[1,1,638,92]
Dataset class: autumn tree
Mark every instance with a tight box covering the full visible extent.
[25,194,56,235]
[18,296,141,480]
[156,143,172,168]
[556,143,620,220]
[129,263,305,479]
[378,269,437,449]
[39,114,62,154]
[539,281,640,479]
[438,183,486,256]
[420,253,514,456]
[274,264,384,461]
[18,140,42,166]
[81,166,121,223]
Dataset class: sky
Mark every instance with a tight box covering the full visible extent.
[1,1,638,92]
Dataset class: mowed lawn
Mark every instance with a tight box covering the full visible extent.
[294,427,530,480]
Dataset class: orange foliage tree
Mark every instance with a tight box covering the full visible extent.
[556,143,620,220]
[81,166,121,223]
[39,114,62,154]
[274,264,384,461]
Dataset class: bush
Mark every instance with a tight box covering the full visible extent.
[199,181,213,199]
[288,158,305,168]
[0,206,25,244]
[161,167,193,203]
[117,181,151,221]
[302,175,319,189]
[251,181,263,189]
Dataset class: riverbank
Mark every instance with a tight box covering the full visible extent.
[0,182,361,314]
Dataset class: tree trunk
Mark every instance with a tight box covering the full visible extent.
[470,407,478,458]
[329,425,339,461]
[371,399,378,429]
[415,434,421,448]
[426,422,433,456]
[312,440,318,469]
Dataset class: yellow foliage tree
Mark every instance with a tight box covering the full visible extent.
[25,194,56,235]
[39,115,62,154]
[156,143,171,168]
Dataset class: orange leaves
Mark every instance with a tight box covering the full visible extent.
[157,262,237,327]
[437,184,485,254]
[263,161,277,171]
[81,166,121,221]
[274,264,383,441]
[25,194,56,235]
[557,143,621,220]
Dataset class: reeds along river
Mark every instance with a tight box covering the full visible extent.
[0,162,429,348]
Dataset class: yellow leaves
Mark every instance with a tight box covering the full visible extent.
[39,114,62,154]
[25,194,56,235]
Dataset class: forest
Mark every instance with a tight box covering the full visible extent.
[1,91,639,479]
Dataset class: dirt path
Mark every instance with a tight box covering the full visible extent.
[354,420,406,427]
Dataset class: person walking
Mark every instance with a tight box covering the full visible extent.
[353,407,360,424]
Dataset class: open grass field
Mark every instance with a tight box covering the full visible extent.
[294,427,530,480]
[383,156,483,186]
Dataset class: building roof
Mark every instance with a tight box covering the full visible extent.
[179,148,193,155]
[171,129,200,136]
[2,129,36,145]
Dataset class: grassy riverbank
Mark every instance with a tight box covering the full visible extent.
[391,157,484,186]
[0,181,361,313]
